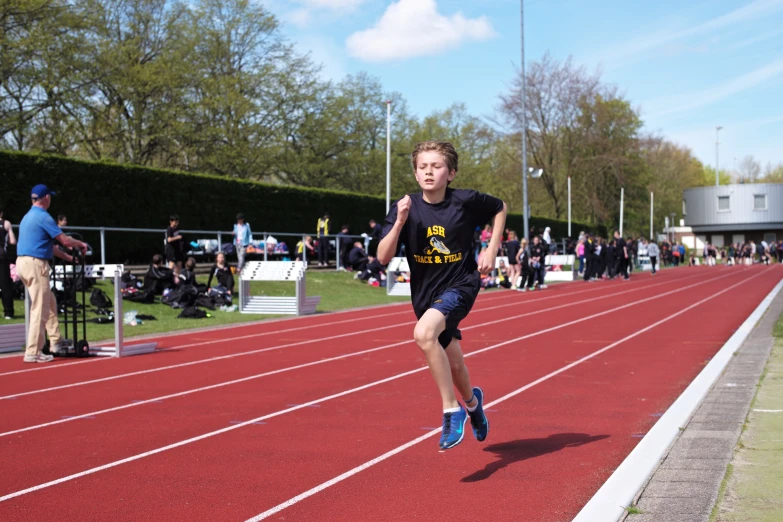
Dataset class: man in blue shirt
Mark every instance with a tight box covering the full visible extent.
[16,185,87,363]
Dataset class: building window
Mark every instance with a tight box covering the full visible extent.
[765,233,777,244]
[717,196,730,212]
[682,199,687,215]
[754,194,767,211]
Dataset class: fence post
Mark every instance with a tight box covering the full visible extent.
[100,227,106,265]
[263,233,268,262]
[336,235,342,271]
[217,232,223,252]
[302,234,307,265]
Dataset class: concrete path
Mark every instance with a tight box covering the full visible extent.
[623,288,783,522]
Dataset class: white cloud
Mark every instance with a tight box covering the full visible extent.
[644,59,783,118]
[345,0,496,62]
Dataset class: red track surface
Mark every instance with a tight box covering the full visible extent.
[0,265,779,521]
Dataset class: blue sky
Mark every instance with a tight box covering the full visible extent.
[265,0,783,171]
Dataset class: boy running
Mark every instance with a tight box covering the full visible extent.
[378,141,507,451]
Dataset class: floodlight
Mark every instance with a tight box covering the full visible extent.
[528,168,543,179]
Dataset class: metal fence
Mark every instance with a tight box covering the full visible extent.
[10,224,369,270]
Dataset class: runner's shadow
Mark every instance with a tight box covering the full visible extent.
[462,433,610,483]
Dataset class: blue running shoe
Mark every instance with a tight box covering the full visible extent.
[439,406,468,450]
[467,387,489,442]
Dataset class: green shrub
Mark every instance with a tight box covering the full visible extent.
[0,150,602,262]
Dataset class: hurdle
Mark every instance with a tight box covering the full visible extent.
[36,263,157,357]
[238,261,320,315]
[386,257,411,296]
[544,254,577,282]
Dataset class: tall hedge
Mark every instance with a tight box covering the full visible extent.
[0,151,601,262]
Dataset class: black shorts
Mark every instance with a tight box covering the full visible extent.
[430,289,469,349]
[166,246,184,263]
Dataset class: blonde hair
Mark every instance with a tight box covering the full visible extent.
[520,238,528,247]
[411,141,459,173]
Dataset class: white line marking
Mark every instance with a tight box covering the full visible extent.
[0,271,707,436]
[753,409,783,413]
[244,268,773,521]
[0,270,707,400]
[0,268,744,501]
[572,269,781,522]
[0,267,699,377]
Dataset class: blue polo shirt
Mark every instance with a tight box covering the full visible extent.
[17,206,63,260]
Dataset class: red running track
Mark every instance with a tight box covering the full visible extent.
[0,265,779,521]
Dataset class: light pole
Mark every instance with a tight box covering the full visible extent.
[669,212,676,245]
[715,125,723,186]
[386,100,392,214]
[520,0,529,241]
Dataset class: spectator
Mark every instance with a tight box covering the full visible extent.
[505,230,520,290]
[0,207,17,319]
[144,254,175,295]
[16,185,88,362]
[529,236,547,289]
[516,238,533,291]
[348,241,369,278]
[295,236,315,262]
[368,219,382,256]
[180,257,197,286]
[316,212,330,267]
[480,224,492,249]
[337,225,352,270]
[604,239,615,279]
[542,226,552,253]
[233,213,252,273]
[57,214,67,227]
[576,238,585,276]
[165,214,185,282]
[206,252,234,295]
[646,239,659,275]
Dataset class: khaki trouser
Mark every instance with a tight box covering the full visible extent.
[16,256,61,357]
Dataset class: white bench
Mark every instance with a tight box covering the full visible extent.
[386,257,411,296]
[239,261,320,315]
[0,323,25,353]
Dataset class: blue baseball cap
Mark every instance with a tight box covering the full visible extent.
[30,184,55,199]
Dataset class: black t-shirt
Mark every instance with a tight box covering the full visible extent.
[166,226,183,254]
[529,243,545,265]
[207,264,234,292]
[506,239,520,263]
[348,246,367,268]
[382,189,504,319]
[615,237,626,259]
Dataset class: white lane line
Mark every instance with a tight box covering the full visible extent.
[0,268,741,501]
[0,270,709,436]
[244,268,772,521]
[0,267,700,377]
[753,409,783,413]
[0,269,713,400]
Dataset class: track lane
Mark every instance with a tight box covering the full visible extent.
[0,266,766,518]
[0,268,709,395]
[0,269,720,433]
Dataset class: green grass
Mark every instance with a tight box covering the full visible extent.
[3,271,409,344]
[625,506,643,515]
[773,310,783,338]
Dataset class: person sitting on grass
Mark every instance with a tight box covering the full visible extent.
[179,257,197,286]
[348,241,369,278]
[144,254,175,295]
[206,252,234,295]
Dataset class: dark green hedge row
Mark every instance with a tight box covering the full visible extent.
[0,150,601,262]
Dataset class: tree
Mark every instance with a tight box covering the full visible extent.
[737,155,761,183]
